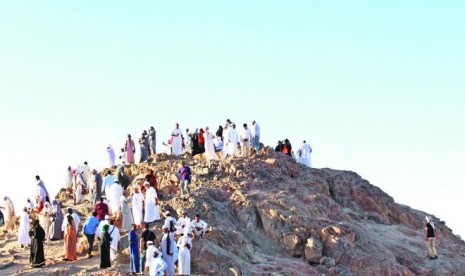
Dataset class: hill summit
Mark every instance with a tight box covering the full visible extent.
[1,147,464,275]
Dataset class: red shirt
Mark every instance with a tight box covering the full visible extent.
[94,202,109,221]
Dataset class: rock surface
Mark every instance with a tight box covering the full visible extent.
[1,147,464,275]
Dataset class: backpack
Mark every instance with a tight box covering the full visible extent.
[169,220,176,232]
[119,172,130,188]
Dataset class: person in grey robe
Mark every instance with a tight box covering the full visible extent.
[49,200,63,240]
[120,194,133,232]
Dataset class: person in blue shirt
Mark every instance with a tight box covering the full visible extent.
[82,211,100,258]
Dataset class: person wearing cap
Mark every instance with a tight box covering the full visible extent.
[125,134,136,164]
[177,161,192,200]
[190,214,208,239]
[177,227,193,275]
[139,222,156,272]
[128,224,140,275]
[96,215,110,240]
[161,225,176,276]
[175,211,191,236]
[144,181,160,224]
[425,215,438,259]
[94,197,109,221]
[82,211,99,258]
[144,240,157,271]
[148,246,167,276]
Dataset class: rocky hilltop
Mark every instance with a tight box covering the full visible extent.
[1,147,464,275]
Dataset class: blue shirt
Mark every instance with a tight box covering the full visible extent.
[83,217,99,235]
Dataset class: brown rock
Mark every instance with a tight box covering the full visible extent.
[304,238,323,261]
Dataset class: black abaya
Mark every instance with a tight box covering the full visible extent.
[29,222,45,268]
[99,232,112,268]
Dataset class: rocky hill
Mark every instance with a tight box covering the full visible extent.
[1,147,464,275]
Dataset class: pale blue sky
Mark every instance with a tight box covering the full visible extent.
[1,1,464,237]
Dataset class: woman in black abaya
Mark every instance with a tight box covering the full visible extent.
[29,219,45,268]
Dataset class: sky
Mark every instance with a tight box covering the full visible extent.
[0,1,464,237]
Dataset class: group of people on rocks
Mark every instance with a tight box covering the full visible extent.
[274,139,313,168]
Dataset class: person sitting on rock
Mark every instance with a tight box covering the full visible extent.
[175,210,191,236]
[190,214,208,239]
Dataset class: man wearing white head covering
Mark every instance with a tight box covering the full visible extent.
[75,170,86,204]
[132,185,144,227]
[96,215,110,239]
[163,211,177,233]
[161,225,176,276]
[107,146,116,167]
[18,207,31,247]
[175,211,191,235]
[144,241,157,270]
[148,246,167,276]
[1,196,16,233]
[177,227,193,275]
[82,161,91,183]
[239,123,252,158]
[144,182,160,223]
[425,215,438,259]
[171,123,183,156]
[61,207,80,238]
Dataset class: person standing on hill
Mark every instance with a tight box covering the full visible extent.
[63,214,77,261]
[251,120,261,151]
[425,215,438,259]
[108,219,121,262]
[161,225,176,276]
[297,140,312,168]
[149,126,157,155]
[82,211,99,258]
[143,182,160,224]
[125,134,136,164]
[49,200,64,240]
[132,186,144,228]
[139,222,156,272]
[29,219,46,268]
[177,161,192,200]
[226,124,239,159]
[171,123,183,156]
[128,224,140,275]
[216,125,223,141]
[36,175,49,204]
[82,161,91,184]
[204,126,217,161]
[90,170,103,205]
[1,196,16,234]
[177,228,193,275]
[198,128,205,154]
[239,123,252,158]
[142,168,158,195]
[18,207,31,248]
[102,170,115,196]
[107,145,116,167]
[94,197,110,221]
[65,166,73,193]
[120,193,133,232]
[139,131,149,163]
[99,224,112,269]
[282,139,292,156]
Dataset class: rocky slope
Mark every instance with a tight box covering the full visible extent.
[1,147,464,275]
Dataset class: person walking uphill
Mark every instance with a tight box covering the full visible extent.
[82,211,99,258]
[178,161,192,200]
[29,220,45,268]
[425,215,438,259]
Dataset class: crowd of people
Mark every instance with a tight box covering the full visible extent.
[0,119,321,275]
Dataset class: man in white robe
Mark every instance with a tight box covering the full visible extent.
[148,248,167,276]
[298,140,313,168]
[204,126,217,161]
[74,171,86,204]
[18,207,31,247]
[61,207,81,237]
[221,124,230,160]
[107,182,123,215]
[82,161,91,183]
[177,227,192,275]
[227,124,239,158]
[107,146,116,167]
[36,181,47,204]
[239,123,252,158]
[102,171,115,196]
[144,182,160,223]
[171,123,183,156]
[252,120,261,151]
[108,220,120,262]
[132,186,144,227]
[144,241,156,270]
[191,214,208,239]
[161,226,176,276]
[163,211,177,232]
[175,211,191,235]
[38,200,52,242]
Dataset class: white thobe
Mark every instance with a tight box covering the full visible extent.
[161,233,177,276]
[132,192,144,226]
[145,245,157,269]
[171,128,183,156]
[102,175,115,195]
[177,235,192,275]
[107,184,122,214]
[108,225,120,261]
[82,164,91,183]
[144,187,160,222]
[163,217,177,231]
[61,213,80,232]
[214,137,223,151]
[204,131,217,161]
[37,185,47,203]
[65,170,73,189]
[38,201,51,236]
[300,143,312,167]
[149,255,167,276]
[175,217,191,235]
[18,211,31,245]
[227,129,239,156]
[191,219,208,236]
